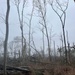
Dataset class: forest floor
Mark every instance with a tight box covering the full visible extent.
[27,62,75,75]
[1,62,75,75]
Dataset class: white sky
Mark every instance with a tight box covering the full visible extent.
[0,0,75,52]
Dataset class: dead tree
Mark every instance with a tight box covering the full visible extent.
[14,0,27,65]
[60,34,63,50]
[66,31,70,64]
[28,0,34,60]
[49,0,69,64]
[34,0,51,61]
[4,0,10,75]
[53,41,56,61]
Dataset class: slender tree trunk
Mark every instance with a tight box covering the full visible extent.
[62,26,68,64]
[28,0,34,60]
[15,0,26,65]
[66,31,70,64]
[21,25,24,62]
[44,18,51,61]
[60,34,63,50]
[53,41,56,61]
[42,26,45,58]
[50,0,69,64]
[43,0,51,61]
[21,0,25,63]
[4,0,10,75]
[29,22,31,59]
[29,5,34,59]
[35,0,51,61]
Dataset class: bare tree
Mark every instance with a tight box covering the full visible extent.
[66,31,70,64]
[4,0,10,75]
[34,0,51,61]
[28,0,34,59]
[60,34,63,49]
[49,0,69,64]
[14,0,27,64]
[53,41,56,61]
[59,34,64,61]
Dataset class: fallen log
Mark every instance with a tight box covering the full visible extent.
[0,64,31,75]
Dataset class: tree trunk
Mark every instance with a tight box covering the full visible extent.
[4,0,10,75]
[42,26,45,58]
[62,26,68,64]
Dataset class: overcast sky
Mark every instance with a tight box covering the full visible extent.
[0,0,75,51]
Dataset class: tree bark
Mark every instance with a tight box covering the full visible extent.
[62,26,68,64]
[4,0,10,75]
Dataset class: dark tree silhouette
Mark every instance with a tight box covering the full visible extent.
[4,0,10,75]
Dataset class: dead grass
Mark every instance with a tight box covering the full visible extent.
[28,62,75,75]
